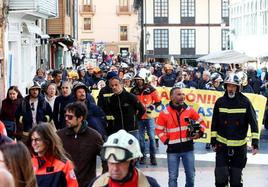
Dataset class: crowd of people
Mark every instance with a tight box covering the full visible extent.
[0,57,265,186]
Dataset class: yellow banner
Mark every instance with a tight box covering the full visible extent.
[92,88,267,143]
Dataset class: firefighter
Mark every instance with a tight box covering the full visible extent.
[89,130,160,187]
[130,68,161,165]
[156,87,205,187]
[211,72,259,187]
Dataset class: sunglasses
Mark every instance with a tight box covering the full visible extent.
[65,114,75,120]
[31,137,43,143]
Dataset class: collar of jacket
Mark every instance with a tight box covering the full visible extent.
[169,101,188,112]
[92,168,151,187]
[64,120,88,136]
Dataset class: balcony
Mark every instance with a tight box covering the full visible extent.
[8,0,58,19]
[116,5,134,16]
[79,5,96,16]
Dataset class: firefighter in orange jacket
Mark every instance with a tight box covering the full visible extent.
[130,68,161,165]
[156,87,205,187]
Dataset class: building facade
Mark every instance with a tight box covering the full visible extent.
[77,0,139,57]
[230,0,268,59]
[47,0,75,69]
[143,0,230,62]
[5,0,58,96]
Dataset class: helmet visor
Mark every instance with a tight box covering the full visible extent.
[100,147,133,163]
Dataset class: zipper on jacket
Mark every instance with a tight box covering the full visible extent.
[177,111,183,143]
[118,95,124,129]
[58,103,61,122]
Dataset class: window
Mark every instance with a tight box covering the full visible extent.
[154,0,168,23]
[222,0,229,18]
[154,29,169,55]
[181,0,195,24]
[120,26,128,41]
[119,0,129,11]
[222,29,229,50]
[84,18,92,30]
[181,29,195,55]
[83,0,91,5]
[66,0,71,16]
[119,0,128,6]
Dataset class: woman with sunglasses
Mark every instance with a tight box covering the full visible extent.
[27,123,78,187]
[0,86,23,138]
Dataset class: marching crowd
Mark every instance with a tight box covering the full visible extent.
[0,57,265,187]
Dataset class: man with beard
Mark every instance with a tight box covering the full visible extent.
[211,73,259,187]
[57,102,104,187]
[73,82,107,139]
[15,82,52,140]
[156,87,205,187]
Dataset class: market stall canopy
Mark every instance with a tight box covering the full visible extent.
[197,50,256,64]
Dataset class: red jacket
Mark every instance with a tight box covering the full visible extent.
[156,103,205,153]
[130,85,161,119]
[32,156,78,187]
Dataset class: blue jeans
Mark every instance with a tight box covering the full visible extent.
[138,119,156,156]
[167,151,195,187]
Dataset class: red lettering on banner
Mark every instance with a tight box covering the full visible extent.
[161,91,169,100]
[185,93,217,105]
[212,95,217,104]
[204,120,211,129]
[186,93,195,102]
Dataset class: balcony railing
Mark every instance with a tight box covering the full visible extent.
[79,5,96,15]
[9,0,58,18]
[116,5,134,16]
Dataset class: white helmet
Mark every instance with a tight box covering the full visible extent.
[224,72,241,89]
[236,71,248,86]
[134,68,151,83]
[211,73,223,82]
[101,130,142,163]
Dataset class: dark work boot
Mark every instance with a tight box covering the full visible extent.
[140,156,146,165]
[150,155,157,165]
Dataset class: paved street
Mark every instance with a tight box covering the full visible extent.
[98,127,268,187]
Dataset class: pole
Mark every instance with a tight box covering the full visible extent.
[140,0,144,63]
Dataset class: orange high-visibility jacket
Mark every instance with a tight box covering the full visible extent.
[156,104,205,145]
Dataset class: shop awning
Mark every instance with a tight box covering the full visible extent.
[197,50,256,64]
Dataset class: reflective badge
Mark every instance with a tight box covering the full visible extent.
[69,169,77,180]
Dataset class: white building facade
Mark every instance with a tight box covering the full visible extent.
[5,0,57,95]
[143,0,230,61]
[230,0,268,58]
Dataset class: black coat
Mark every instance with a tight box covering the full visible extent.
[108,90,145,134]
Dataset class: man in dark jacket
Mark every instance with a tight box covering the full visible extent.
[57,102,104,187]
[73,82,107,139]
[15,82,52,140]
[53,81,74,129]
[108,76,145,139]
[97,71,118,135]
[211,72,259,187]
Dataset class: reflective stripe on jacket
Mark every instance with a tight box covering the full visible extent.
[156,104,205,145]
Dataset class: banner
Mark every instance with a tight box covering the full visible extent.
[92,88,267,143]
